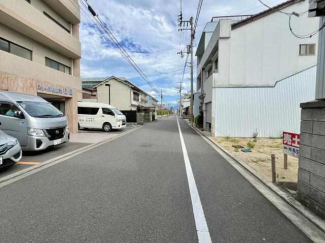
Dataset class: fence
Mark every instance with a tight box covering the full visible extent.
[121,110,137,123]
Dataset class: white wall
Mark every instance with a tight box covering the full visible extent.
[197,19,231,75]
[203,74,213,103]
[213,66,316,137]
[215,1,319,87]
[193,92,201,118]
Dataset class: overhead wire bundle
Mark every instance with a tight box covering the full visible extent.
[69,0,160,95]
[258,0,324,39]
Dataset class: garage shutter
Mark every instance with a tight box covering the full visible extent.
[206,102,212,123]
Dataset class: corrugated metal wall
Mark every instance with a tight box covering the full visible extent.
[214,66,317,137]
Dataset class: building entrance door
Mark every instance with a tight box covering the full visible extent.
[37,93,66,115]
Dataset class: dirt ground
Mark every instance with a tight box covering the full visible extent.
[213,137,299,186]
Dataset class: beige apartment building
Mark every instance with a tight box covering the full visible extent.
[0,0,82,133]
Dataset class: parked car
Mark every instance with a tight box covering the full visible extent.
[78,102,126,132]
[0,130,22,169]
[0,92,70,151]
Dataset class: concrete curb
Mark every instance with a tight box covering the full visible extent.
[0,125,144,187]
[191,126,325,235]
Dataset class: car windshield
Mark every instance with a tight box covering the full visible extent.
[17,101,63,118]
[111,108,123,115]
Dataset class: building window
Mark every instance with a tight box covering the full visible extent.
[214,57,219,72]
[78,107,99,115]
[45,57,71,74]
[43,12,71,34]
[0,39,9,52]
[11,44,32,60]
[0,38,32,60]
[133,92,139,102]
[207,66,213,77]
[141,96,148,104]
[300,44,316,56]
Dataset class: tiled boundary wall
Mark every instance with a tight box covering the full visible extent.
[0,72,81,133]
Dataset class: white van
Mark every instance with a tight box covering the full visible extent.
[78,102,126,132]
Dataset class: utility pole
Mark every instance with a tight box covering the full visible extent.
[190,17,194,126]
[176,81,182,117]
[161,89,163,115]
[178,14,194,125]
[179,83,182,117]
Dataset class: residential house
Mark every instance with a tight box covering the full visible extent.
[196,0,319,137]
[181,93,191,117]
[82,87,97,101]
[82,76,158,122]
[0,0,82,133]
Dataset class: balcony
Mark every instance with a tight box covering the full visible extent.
[0,51,81,90]
[43,0,80,24]
[0,0,81,59]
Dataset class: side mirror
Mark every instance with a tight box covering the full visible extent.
[14,111,24,119]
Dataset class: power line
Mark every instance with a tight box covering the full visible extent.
[180,53,189,90]
[236,0,286,15]
[194,0,204,32]
[257,0,293,16]
[289,12,325,39]
[257,0,323,39]
[75,0,160,94]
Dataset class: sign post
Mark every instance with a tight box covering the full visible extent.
[282,132,300,169]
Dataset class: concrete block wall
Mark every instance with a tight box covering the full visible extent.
[297,101,325,218]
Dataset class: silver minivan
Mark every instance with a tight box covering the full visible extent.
[0,92,70,151]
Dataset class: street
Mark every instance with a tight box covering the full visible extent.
[0,117,313,243]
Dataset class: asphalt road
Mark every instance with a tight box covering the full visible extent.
[0,116,312,242]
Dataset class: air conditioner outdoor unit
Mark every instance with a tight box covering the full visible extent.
[309,0,325,17]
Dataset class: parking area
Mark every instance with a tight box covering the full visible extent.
[0,124,139,179]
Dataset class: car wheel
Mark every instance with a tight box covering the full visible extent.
[103,123,112,132]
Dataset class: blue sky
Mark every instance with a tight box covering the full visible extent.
[80,0,287,108]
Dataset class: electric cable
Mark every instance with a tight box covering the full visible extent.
[74,0,160,94]
[194,0,204,31]
[257,0,323,39]
[258,0,293,15]
[289,12,325,39]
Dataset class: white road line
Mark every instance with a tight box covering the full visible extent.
[177,117,212,243]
